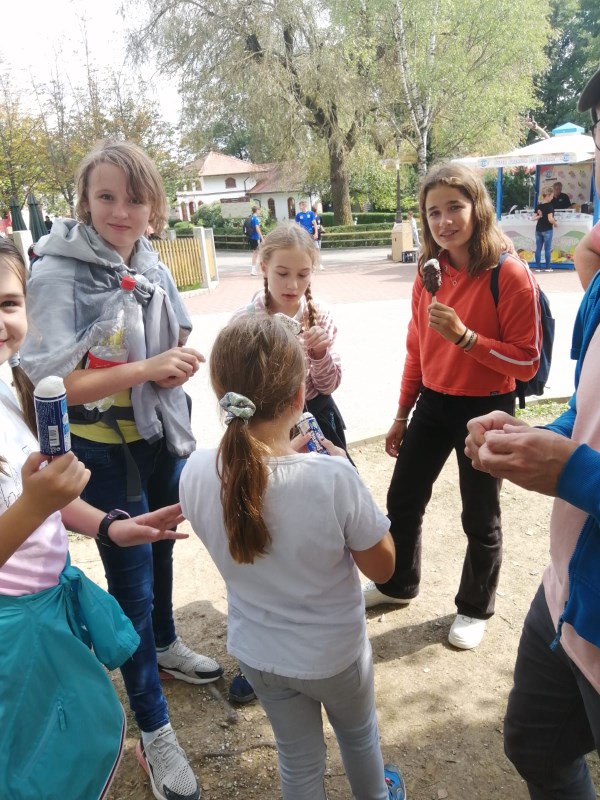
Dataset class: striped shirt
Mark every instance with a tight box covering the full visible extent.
[231,292,342,401]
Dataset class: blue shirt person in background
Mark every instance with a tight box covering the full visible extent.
[295,200,318,240]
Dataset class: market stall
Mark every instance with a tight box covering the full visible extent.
[458,123,599,268]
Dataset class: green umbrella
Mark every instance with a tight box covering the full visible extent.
[27,193,47,243]
[9,196,26,231]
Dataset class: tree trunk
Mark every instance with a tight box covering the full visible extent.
[328,139,352,225]
[417,131,428,182]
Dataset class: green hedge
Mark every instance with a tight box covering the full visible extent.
[320,212,398,226]
[213,229,392,250]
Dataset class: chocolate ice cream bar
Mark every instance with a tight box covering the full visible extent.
[422,258,441,299]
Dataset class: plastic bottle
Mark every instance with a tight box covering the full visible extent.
[34,376,71,457]
[84,275,140,412]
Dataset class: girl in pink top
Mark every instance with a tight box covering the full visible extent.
[232,222,349,452]
[0,238,188,799]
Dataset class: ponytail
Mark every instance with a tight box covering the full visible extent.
[217,422,271,564]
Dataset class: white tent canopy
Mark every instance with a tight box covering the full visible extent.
[458,131,596,169]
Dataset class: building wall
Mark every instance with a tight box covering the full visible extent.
[176,173,259,219]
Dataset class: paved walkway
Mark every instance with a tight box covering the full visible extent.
[182,248,585,449]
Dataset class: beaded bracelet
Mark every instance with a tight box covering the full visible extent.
[454,328,468,346]
[463,330,477,351]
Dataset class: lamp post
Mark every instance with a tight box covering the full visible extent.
[395,159,402,223]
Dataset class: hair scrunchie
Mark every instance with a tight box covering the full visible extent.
[8,352,20,368]
[220,392,256,426]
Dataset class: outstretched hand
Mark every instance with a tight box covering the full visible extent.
[107,503,188,546]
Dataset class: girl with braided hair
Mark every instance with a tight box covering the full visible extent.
[231,222,348,451]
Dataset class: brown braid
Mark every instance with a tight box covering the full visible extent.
[263,275,271,312]
[304,284,317,329]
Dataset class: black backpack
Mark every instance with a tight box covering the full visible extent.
[242,215,255,238]
[490,254,555,409]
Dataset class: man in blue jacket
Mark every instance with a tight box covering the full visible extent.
[466,66,600,800]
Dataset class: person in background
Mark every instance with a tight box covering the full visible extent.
[312,203,325,270]
[248,205,263,276]
[551,181,573,210]
[180,314,406,800]
[295,199,318,241]
[533,187,557,272]
[464,65,600,800]
[363,161,541,653]
[407,209,420,250]
[44,214,52,233]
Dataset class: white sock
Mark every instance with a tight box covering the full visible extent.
[142,723,172,746]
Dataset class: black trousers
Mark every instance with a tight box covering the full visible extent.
[505,584,600,800]
[380,387,514,619]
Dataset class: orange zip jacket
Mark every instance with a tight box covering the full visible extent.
[400,252,541,408]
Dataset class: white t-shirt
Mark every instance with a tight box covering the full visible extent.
[0,380,67,596]
[180,449,389,679]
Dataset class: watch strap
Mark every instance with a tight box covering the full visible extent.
[97,509,131,548]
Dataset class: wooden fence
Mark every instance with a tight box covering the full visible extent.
[150,228,218,290]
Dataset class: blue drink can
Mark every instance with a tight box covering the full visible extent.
[295,411,329,455]
[34,376,71,457]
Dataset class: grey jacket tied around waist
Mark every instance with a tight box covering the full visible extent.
[21,219,196,457]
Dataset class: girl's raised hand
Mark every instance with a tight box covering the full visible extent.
[107,503,189,546]
[427,301,466,344]
[21,452,90,519]
[146,347,205,388]
[302,325,330,360]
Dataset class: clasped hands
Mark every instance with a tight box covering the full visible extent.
[464,411,578,496]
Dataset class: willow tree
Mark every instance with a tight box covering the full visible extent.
[129,0,382,224]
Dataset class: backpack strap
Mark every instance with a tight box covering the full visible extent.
[69,404,141,502]
[490,251,510,307]
[489,252,527,407]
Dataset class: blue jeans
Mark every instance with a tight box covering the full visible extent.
[504,585,600,799]
[239,639,388,800]
[535,229,553,269]
[72,434,186,732]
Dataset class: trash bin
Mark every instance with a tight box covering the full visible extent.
[391,221,415,262]
[391,223,404,262]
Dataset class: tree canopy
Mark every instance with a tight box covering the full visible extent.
[130,0,552,220]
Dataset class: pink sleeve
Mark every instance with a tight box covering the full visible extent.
[306,306,342,396]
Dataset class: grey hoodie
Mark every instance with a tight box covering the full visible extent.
[21,219,196,456]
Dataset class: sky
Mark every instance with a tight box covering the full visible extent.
[1,0,181,123]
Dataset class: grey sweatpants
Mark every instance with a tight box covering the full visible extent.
[239,639,388,800]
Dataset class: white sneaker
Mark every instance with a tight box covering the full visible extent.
[362,580,412,610]
[137,724,200,800]
[250,269,258,276]
[448,614,486,649]
[157,637,223,684]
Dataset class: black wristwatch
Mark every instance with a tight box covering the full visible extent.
[97,509,131,548]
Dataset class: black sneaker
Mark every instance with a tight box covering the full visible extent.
[228,669,256,704]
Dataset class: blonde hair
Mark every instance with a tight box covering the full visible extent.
[418,162,512,278]
[75,139,168,233]
[210,315,306,564]
[259,222,319,328]
[0,241,36,475]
